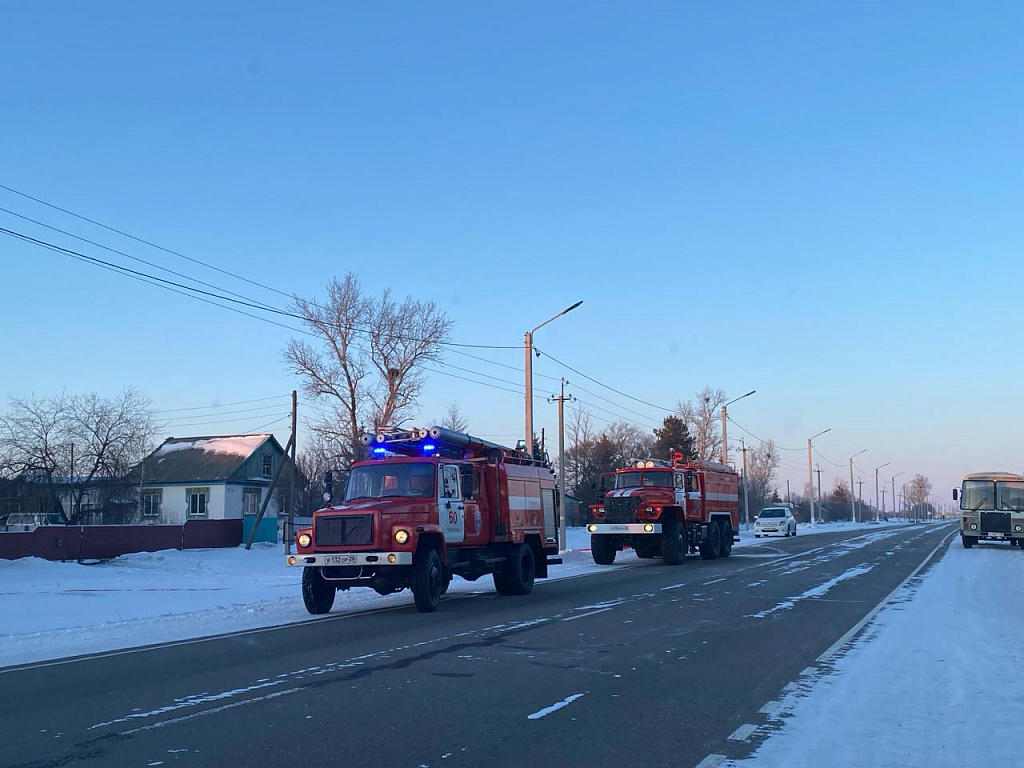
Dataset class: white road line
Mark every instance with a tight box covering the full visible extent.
[526,693,585,720]
[816,528,956,663]
[695,754,727,768]
[758,700,782,716]
[702,578,726,585]
[728,723,758,741]
[561,606,615,622]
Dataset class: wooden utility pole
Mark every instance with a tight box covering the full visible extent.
[549,380,575,552]
[285,391,297,555]
[246,430,295,550]
[740,438,750,530]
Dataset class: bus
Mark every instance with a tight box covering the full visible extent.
[953,472,1024,549]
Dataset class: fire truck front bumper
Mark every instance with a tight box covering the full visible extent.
[286,552,414,567]
[587,523,663,535]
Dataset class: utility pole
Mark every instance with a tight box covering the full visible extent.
[285,391,297,555]
[68,442,74,523]
[890,472,903,525]
[874,463,890,522]
[524,302,583,459]
[848,450,866,524]
[857,479,864,522]
[548,380,575,551]
[881,487,887,518]
[786,478,791,502]
[720,390,756,465]
[740,438,750,531]
[815,463,822,502]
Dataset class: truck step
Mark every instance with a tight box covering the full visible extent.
[546,557,563,565]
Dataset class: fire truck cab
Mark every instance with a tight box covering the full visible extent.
[287,426,562,613]
[588,455,740,565]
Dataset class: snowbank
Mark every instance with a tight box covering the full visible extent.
[731,536,1024,768]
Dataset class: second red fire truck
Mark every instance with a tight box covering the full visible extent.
[588,455,740,565]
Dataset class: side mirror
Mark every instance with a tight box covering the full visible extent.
[952,488,958,501]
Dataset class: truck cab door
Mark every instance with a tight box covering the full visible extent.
[439,464,465,544]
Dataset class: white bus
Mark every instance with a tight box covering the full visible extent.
[953,472,1024,549]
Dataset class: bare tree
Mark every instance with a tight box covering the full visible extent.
[0,390,155,523]
[294,434,350,515]
[745,439,780,511]
[440,402,467,432]
[907,474,932,507]
[679,386,727,461]
[285,274,451,464]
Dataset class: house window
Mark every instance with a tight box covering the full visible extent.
[186,487,210,518]
[141,489,162,517]
[261,454,273,479]
[242,487,261,516]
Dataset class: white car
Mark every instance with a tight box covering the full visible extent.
[754,507,797,537]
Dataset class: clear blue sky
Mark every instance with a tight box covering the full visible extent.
[2,1,1022,504]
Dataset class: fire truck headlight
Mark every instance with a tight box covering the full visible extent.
[297,533,312,548]
[588,524,597,533]
[394,529,410,544]
[643,523,654,533]
[387,554,397,564]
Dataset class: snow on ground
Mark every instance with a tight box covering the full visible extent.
[0,520,909,669]
[729,535,1024,768]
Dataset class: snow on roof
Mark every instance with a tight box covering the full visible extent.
[155,434,270,459]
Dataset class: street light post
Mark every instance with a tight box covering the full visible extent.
[874,462,890,522]
[720,390,756,465]
[849,449,867,523]
[524,301,582,458]
[891,472,904,523]
[807,428,831,525]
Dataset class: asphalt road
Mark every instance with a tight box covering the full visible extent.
[2,522,957,768]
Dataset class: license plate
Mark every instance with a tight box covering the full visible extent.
[324,554,358,565]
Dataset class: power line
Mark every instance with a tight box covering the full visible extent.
[534,346,676,413]
[155,395,290,414]
[725,416,804,451]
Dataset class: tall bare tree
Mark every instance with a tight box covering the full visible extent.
[0,390,155,523]
[907,474,932,506]
[745,439,780,511]
[679,386,727,461]
[285,274,451,464]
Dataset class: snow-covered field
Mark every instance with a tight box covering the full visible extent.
[730,535,1024,768]
[0,520,907,669]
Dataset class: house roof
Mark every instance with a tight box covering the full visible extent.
[137,434,279,484]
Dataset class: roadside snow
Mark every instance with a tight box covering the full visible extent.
[0,521,911,669]
[731,536,1024,768]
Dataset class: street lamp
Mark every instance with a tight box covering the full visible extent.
[849,449,867,523]
[891,472,904,522]
[720,390,756,465]
[874,462,891,522]
[524,301,582,459]
[807,428,831,525]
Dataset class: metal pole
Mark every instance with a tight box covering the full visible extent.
[524,331,533,459]
[550,380,574,552]
[285,391,297,555]
[891,475,896,524]
[740,437,750,530]
[849,457,856,523]
[721,405,728,464]
[858,479,864,522]
[807,439,815,526]
[881,487,887,518]
[68,442,74,523]
[875,468,880,522]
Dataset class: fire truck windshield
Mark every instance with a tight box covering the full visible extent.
[616,471,673,489]
[345,462,436,501]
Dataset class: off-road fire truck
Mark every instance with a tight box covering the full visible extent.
[286,426,562,613]
[587,455,740,565]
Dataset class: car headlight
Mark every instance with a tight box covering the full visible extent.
[394,529,409,544]
[297,533,311,548]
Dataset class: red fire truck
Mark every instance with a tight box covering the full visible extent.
[286,426,562,613]
[588,455,740,565]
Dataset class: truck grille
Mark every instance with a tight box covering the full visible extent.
[315,515,373,546]
[604,496,640,523]
[981,511,1011,534]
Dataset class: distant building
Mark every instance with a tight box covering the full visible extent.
[133,434,302,540]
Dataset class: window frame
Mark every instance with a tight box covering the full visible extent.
[141,488,162,518]
[186,487,210,518]
[242,487,261,516]
[261,454,273,479]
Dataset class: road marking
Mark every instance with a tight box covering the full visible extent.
[702,578,726,585]
[526,693,585,720]
[561,606,615,622]
[758,700,782,716]
[695,754,727,768]
[816,528,956,663]
[728,723,758,741]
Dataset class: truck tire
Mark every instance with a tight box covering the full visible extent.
[301,567,335,615]
[634,539,659,559]
[661,520,686,566]
[494,543,536,595]
[699,520,722,560]
[719,520,733,558]
[591,535,617,565]
[961,535,974,549]
[412,547,443,612]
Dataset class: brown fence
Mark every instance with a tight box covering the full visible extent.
[0,519,243,562]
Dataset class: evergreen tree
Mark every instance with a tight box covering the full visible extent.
[651,415,695,461]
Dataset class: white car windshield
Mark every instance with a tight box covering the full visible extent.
[758,509,786,518]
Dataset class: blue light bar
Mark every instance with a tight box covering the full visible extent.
[422,443,436,453]
[372,447,387,455]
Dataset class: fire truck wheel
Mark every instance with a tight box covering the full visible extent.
[961,536,973,549]
[412,547,443,612]
[301,567,336,615]
[719,520,733,558]
[661,521,686,566]
[494,544,536,595]
[634,540,659,559]
[591,535,617,565]
[699,520,722,560]
[441,569,453,595]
